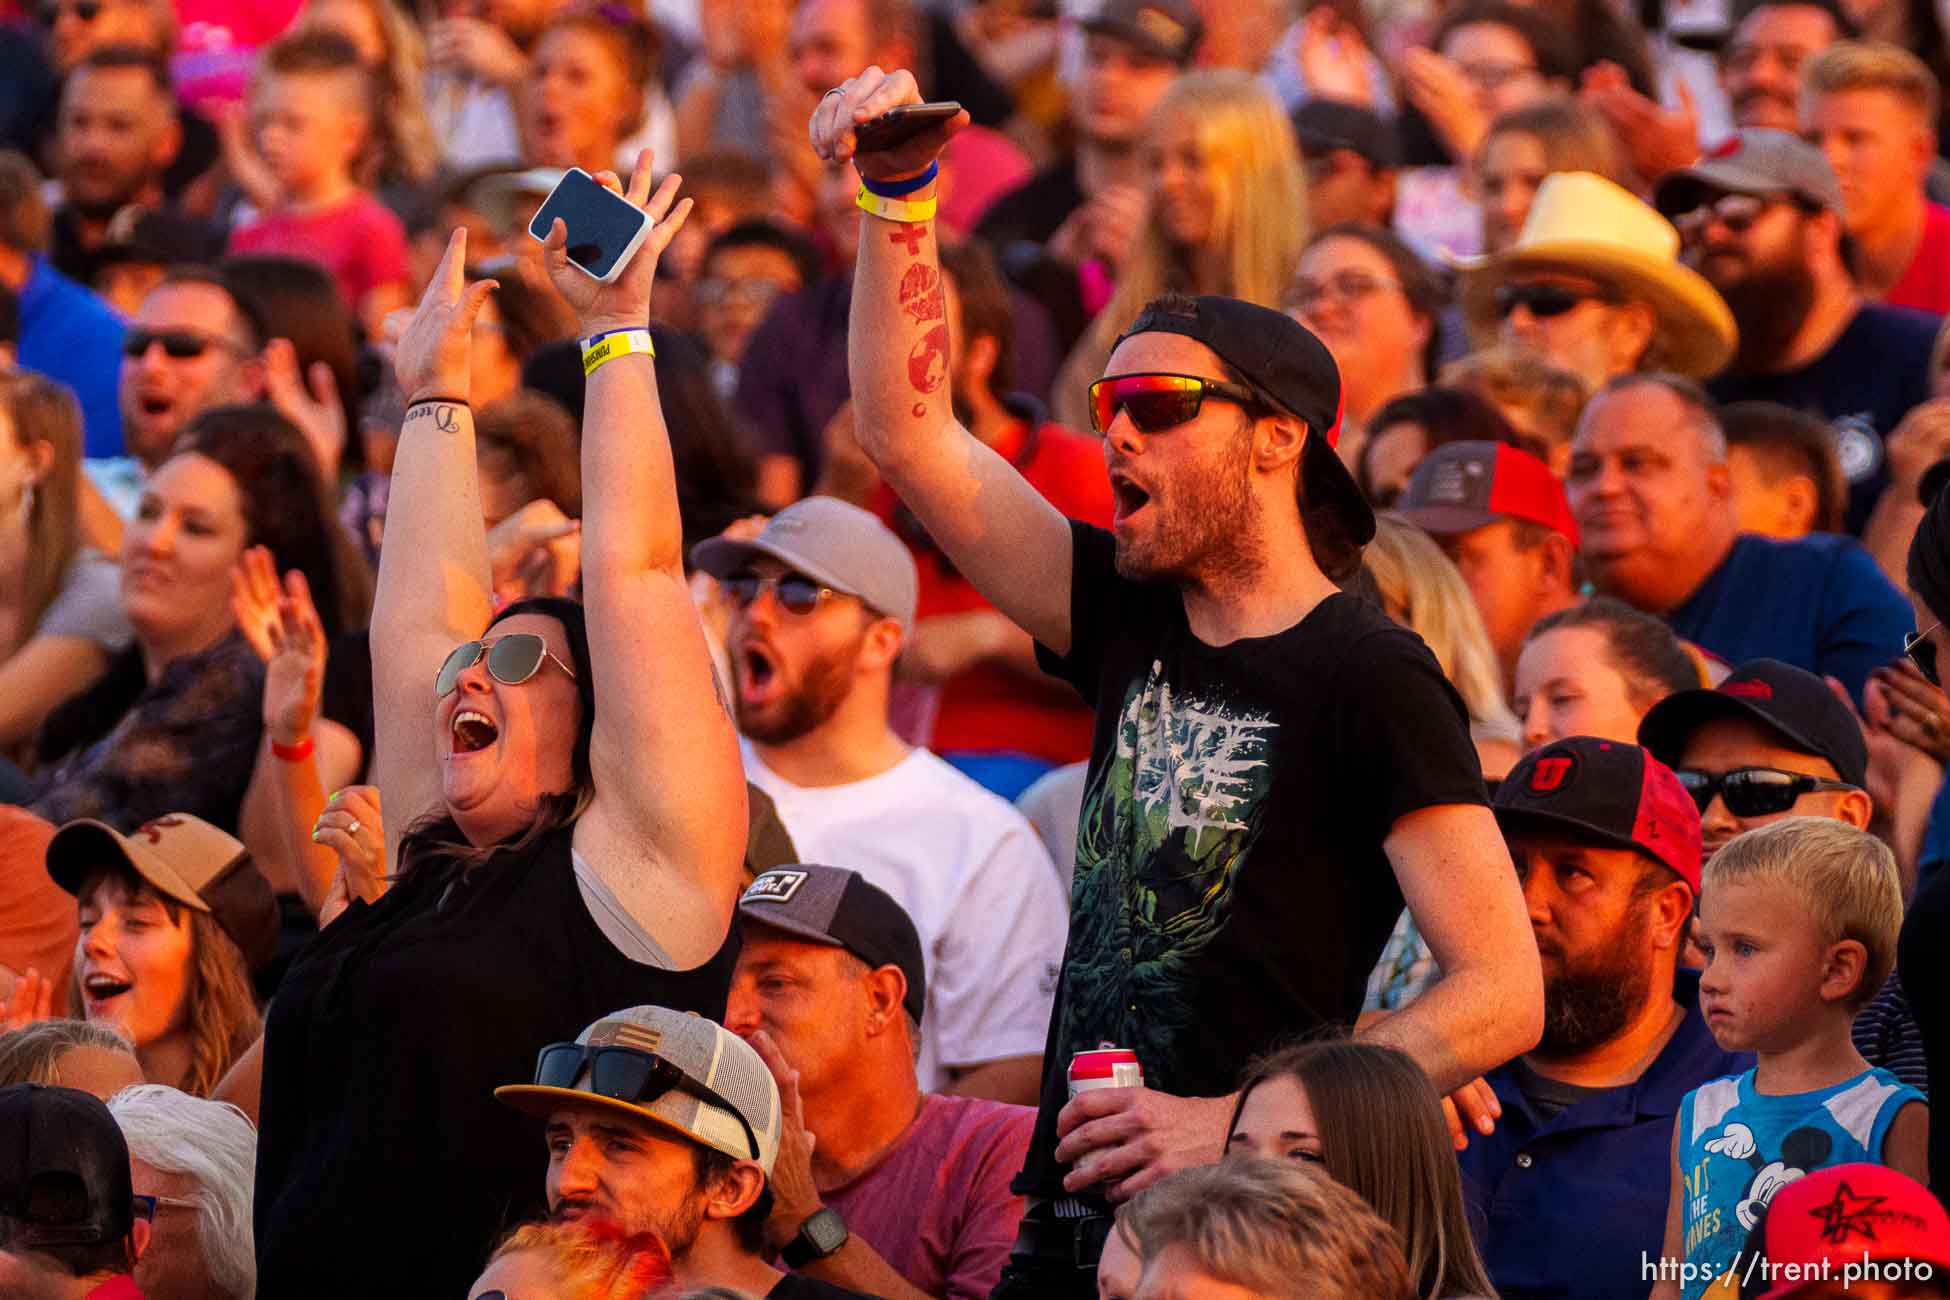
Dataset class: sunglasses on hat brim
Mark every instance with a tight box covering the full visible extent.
[531,1042,759,1160]
[435,633,577,698]
[1088,373,1261,436]
[1674,766,1857,817]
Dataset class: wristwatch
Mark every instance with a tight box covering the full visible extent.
[782,1207,850,1267]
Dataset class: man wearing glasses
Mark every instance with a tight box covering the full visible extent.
[495,1005,873,1300]
[810,67,1544,1299]
[1655,129,1940,533]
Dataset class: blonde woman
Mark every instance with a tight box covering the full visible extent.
[1360,513,1522,781]
[469,1222,674,1300]
[1051,71,1307,430]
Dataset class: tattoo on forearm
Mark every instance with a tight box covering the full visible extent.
[888,225,927,255]
[898,264,945,323]
[404,402,464,433]
[907,325,949,398]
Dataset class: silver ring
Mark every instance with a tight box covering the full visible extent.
[822,87,844,101]
[346,818,361,838]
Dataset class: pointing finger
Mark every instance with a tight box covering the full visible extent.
[437,228,468,297]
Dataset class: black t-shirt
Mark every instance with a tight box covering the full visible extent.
[1707,302,1940,533]
[770,1273,883,1300]
[1017,522,1490,1196]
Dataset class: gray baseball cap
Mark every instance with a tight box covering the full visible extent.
[1654,129,1846,218]
[690,496,919,632]
[495,1006,783,1174]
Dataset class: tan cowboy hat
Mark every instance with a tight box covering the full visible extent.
[1455,172,1738,379]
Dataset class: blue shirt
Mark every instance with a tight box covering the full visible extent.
[16,255,126,458]
[1458,971,1751,1300]
[1677,1066,1924,1299]
[1666,533,1910,704]
[1707,303,1940,533]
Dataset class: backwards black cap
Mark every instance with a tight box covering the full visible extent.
[0,1084,134,1249]
[1115,294,1373,545]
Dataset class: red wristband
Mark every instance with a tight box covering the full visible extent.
[271,735,314,762]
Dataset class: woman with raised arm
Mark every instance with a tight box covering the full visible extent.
[251,153,750,1300]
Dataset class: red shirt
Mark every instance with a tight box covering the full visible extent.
[1885,201,1950,314]
[871,419,1113,764]
[84,1277,146,1300]
[229,192,408,312]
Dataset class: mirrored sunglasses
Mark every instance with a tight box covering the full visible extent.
[435,633,577,698]
[1087,373,1260,436]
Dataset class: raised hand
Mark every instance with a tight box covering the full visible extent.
[540,151,693,337]
[395,228,498,406]
[486,498,582,601]
[429,17,529,86]
[747,1029,824,1253]
[0,967,53,1032]
[1401,47,1488,161]
[264,338,348,482]
[313,784,384,923]
[232,544,328,748]
[1296,6,1376,104]
[807,66,969,180]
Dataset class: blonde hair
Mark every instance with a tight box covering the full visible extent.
[488,1221,674,1300]
[1362,514,1521,740]
[0,1019,135,1087]
[1804,40,1940,123]
[1231,1040,1497,1300]
[1,371,84,652]
[1704,817,1905,1010]
[1054,71,1305,426]
[1120,1157,1415,1300]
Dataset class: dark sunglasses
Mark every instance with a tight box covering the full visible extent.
[533,1042,760,1160]
[1906,620,1942,686]
[122,329,244,360]
[1675,766,1857,817]
[39,0,103,22]
[1088,373,1260,436]
[1493,283,1616,320]
[1668,192,1776,239]
[723,572,843,616]
[435,633,577,698]
[131,1193,194,1221]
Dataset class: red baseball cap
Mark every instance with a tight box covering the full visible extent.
[1755,1164,1950,1299]
[1494,737,1702,893]
[1399,441,1579,547]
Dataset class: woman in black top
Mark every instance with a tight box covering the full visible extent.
[252,156,752,1299]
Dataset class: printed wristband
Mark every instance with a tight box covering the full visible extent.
[859,162,938,197]
[582,328,655,376]
[855,186,938,224]
[271,735,314,762]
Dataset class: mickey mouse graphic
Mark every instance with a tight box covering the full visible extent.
[1702,1121,1834,1230]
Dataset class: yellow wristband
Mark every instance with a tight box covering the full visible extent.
[855,186,938,224]
[582,328,655,377]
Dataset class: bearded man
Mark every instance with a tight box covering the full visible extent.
[690,498,1066,1106]
[1455,737,1749,1300]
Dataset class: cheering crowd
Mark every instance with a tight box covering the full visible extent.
[4,0,1950,1296]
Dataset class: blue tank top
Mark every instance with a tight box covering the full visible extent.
[1676,1066,1924,1299]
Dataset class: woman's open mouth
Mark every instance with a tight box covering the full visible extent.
[82,973,132,1008]
[451,709,500,754]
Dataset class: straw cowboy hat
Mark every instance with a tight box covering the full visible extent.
[1456,172,1738,378]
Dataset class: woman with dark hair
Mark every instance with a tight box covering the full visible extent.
[252,156,750,1300]
[1357,386,1520,507]
[20,404,346,835]
[1227,1039,1498,1300]
[1287,224,1443,471]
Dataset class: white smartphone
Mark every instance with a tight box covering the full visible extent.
[526,167,653,283]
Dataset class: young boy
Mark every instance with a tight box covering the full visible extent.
[1652,817,1930,1300]
[228,29,409,336]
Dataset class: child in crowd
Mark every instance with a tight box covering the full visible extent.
[228,28,410,336]
[1653,818,1930,1300]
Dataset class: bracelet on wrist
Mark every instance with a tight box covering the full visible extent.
[582,327,655,377]
[859,162,938,197]
[271,734,314,762]
[855,187,938,224]
[407,394,470,410]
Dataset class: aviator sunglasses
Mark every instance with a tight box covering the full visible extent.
[1674,766,1857,817]
[531,1042,761,1160]
[1088,373,1260,436]
[434,633,577,698]
[722,572,848,616]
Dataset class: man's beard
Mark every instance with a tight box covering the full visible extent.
[735,634,863,746]
[553,1187,707,1258]
[1714,236,1819,373]
[1538,901,1658,1055]
[1112,424,1264,586]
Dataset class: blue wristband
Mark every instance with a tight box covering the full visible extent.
[583,326,645,347]
[860,162,939,198]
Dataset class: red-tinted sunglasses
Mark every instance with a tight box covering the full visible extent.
[1087,373,1260,435]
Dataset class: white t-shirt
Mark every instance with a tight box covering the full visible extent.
[744,742,1067,1091]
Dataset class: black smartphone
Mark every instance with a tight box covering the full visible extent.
[525,167,653,283]
[854,101,962,154]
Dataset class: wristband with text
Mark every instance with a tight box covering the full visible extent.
[582,328,655,377]
[859,162,938,197]
[855,187,937,224]
[271,735,314,762]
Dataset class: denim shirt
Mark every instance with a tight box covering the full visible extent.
[1457,970,1751,1300]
